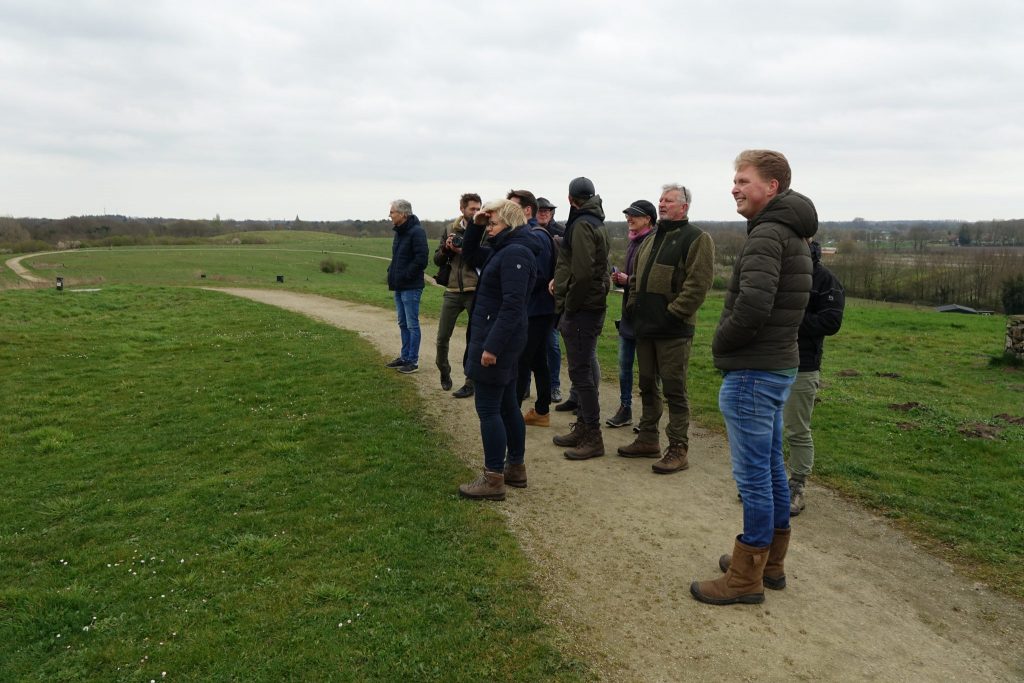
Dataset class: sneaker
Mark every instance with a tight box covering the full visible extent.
[385,357,406,368]
[452,384,474,399]
[551,388,563,403]
[554,399,578,413]
[523,409,550,427]
[633,425,640,434]
[790,479,806,516]
[605,404,632,428]
[397,363,419,374]
[440,373,453,391]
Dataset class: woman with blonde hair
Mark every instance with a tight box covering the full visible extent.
[458,199,539,500]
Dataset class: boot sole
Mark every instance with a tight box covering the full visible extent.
[564,450,605,460]
[605,420,633,428]
[689,582,765,605]
[652,464,689,474]
[617,450,661,458]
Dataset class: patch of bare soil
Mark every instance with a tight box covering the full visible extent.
[889,401,924,412]
[957,423,1003,440]
[212,287,1024,682]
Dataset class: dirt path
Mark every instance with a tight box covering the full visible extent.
[204,287,1024,682]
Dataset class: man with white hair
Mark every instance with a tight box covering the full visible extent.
[385,199,428,373]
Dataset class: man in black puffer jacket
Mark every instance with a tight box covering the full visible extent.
[692,150,816,607]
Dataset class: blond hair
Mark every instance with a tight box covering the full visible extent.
[734,150,791,192]
[481,198,527,229]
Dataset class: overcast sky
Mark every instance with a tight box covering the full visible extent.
[1,1,1022,223]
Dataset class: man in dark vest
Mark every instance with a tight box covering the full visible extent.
[618,184,715,474]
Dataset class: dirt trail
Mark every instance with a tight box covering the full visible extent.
[202,288,1024,679]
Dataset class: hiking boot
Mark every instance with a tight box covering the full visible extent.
[691,537,769,605]
[554,398,578,412]
[552,422,582,447]
[458,470,506,501]
[440,372,453,391]
[719,527,790,590]
[616,436,661,458]
[605,404,632,428]
[551,388,563,403]
[790,479,806,517]
[524,409,550,427]
[504,463,527,488]
[385,357,406,368]
[397,363,419,374]
[452,384,474,399]
[652,443,689,474]
[564,424,605,460]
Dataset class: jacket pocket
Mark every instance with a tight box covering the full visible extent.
[647,263,675,296]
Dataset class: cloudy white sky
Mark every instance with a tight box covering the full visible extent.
[1,0,1022,222]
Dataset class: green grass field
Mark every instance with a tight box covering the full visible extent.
[0,286,587,681]
[4,232,1022,681]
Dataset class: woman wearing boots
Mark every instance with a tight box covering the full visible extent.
[458,199,537,501]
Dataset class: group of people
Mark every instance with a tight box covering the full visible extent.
[384,149,845,606]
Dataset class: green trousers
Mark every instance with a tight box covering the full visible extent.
[635,336,693,447]
[783,370,820,483]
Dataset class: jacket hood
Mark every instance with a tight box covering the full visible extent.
[394,214,421,233]
[749,190,817,239]
[490,224,536,253]
[567,194,605,226]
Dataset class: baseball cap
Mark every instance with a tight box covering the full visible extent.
[623,199,657,223]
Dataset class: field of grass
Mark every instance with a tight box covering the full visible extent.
[0,286,587,681]
[9,235,1024,600]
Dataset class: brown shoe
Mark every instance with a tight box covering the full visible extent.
[504,463,527,488]
[458,470,506,501]
[552,422,582,447]
[652,443,689,474]
[616,436,661,458]
[690,537,769,605]
[564,424,605,460]
[719,527,790,590]
[523,409,550,427]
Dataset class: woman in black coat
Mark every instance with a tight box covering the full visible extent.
[458,199,537,501]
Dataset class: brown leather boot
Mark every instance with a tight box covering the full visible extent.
[690,537,769,605]
[719,527,790,589]
[616,435,661,458]
[552,422,582,447]
[564,424,605,460]
[651,443,689,474]
[458,470,506,501]
[504,463,527,488]
[523,409,550,427]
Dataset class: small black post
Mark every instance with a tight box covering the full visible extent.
[56,277,64,291]
[276,275,284,283]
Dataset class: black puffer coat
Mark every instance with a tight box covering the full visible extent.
[465,226,538,385]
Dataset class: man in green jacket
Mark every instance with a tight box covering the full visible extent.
[550,176,611,460]
[618,184,715,474]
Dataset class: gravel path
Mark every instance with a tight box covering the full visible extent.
[207,286,1023,683]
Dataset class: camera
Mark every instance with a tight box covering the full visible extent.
[451,233,465,248]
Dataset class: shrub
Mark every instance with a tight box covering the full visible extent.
[1001,275,1024,314]
[320,258,347,274]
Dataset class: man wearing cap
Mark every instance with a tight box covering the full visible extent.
[605,199,657,429]
[536,196,565,403]
[550,177,611,460]
[618,184,715,474]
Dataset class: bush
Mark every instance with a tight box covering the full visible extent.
[1001,275,1024,314]
[320,258,347,274]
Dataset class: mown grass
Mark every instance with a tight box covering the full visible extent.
[0,287,588,682]
[11,235,1024,598]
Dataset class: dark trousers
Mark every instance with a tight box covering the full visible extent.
[517,314,556,414]
[559,308,606,427]
[475,379,525,472]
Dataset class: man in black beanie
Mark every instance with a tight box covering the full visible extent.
[550,177,611,460]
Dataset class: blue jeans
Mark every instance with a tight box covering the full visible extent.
[475,379,525,472]
[548,328,562,392]
[394,289,422,364]
[719,370,796,548]
[617,335,636,408]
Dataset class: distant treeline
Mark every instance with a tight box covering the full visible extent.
[3,213,1022,311]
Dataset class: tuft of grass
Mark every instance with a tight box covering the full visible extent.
[319,257,348,274]
[0,286,589,682]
